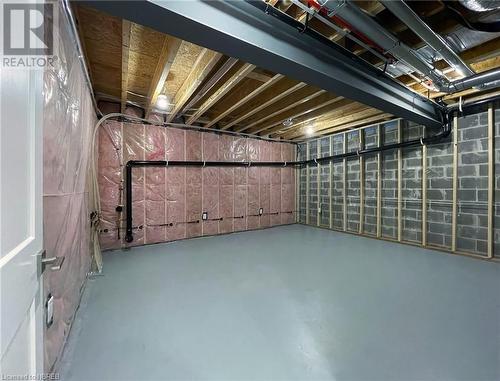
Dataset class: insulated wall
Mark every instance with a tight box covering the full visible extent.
[298,105,499,259]
[98,105,296,250]
[43,3,95,371]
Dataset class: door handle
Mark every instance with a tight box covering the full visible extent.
[39,251,65,273]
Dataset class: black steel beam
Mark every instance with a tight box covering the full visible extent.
[82,0,445,129]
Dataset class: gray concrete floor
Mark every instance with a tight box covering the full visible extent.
[59,225,500,381]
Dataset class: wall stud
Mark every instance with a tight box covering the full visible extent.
[359,129,365,234]
[317,139,321,226]
[452,116,458,252]
[422,126,428,247]
[306,141,310,225]
[329,135,333,229]
[295,145,299,223]
[376,124,382,238]
[397,120,403,242]
[487,103,494,258]
[343,132,347,232]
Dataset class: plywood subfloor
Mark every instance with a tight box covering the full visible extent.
[59,225,500,380]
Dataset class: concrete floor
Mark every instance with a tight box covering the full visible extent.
[59,225,500,381]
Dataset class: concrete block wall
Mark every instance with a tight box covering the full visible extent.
[456,112,489,255]
[401,123,423,243]
[426,141,453,248]
[298,105,498,259]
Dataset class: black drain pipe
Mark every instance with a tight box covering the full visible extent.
[124,160,293,242]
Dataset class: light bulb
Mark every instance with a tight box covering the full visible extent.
[156,94,169,110]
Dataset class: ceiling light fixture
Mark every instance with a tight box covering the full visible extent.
[282,118,294,128]
[156,94,171,111]
[305,125,314,136]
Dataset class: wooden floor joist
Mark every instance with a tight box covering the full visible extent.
[272,99,360,138]
[120,20,131,113]
[257,96,345,136]
[204,74,284,128]
[282,108,389,140]
[240,89,328,134]
[278,103,377,139]
[219,81,307,131]
[166,48,222,122]
[145,36,181,118]
[186,63,256,125]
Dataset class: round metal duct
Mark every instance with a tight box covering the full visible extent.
[458,0,500,12]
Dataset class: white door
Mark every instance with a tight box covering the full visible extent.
[0,61,44,374]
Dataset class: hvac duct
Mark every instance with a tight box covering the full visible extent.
[380,0,475,78]
[315,0,500,93]
[458,0,500,12]
[440,67,500,92]
[314,0,447,88]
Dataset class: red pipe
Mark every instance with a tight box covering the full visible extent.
[307,0,389,57]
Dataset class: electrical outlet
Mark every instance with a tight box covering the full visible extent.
[259,208,263,215]
[46,293,54,328]
[202,212,208,221]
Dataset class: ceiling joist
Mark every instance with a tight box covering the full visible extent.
[309,112,393,139]
[239,90,328,133]
[186,63,256,125]
[204,73,284,129]
[145,36,182,118]
[167,48,222,122]
[219,81,307,131]
[120,20,131,113]
[251,94,344,136]
[281,106,386,139]
[272,98,360,137]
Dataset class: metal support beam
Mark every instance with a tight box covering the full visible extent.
[85,0,445,128]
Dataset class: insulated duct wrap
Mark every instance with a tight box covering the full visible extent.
[42,2,96,371]
[98,104,296,250]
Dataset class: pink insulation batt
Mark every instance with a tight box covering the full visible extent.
[98,116,296,250]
